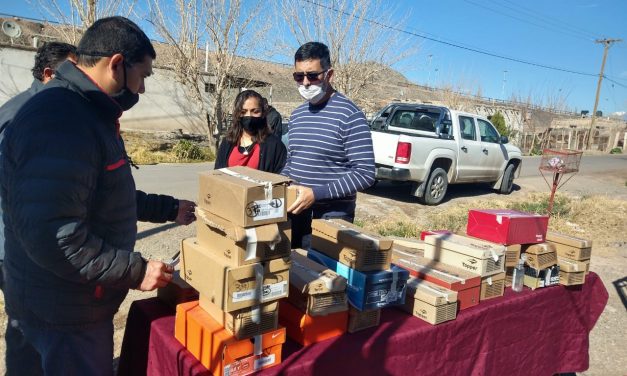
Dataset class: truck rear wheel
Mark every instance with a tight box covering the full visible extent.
[420,167,448,205]
[498,163,515,194]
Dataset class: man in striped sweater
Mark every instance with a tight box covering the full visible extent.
[283,42,375,248]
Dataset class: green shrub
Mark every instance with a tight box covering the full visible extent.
[508,194,571,217]
[172,140,212,161]
[610,147,622,154]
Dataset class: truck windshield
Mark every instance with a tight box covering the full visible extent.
[390,109,441,132]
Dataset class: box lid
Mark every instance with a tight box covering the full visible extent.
[523,242,556,255]
[290,249,347,294]
[312,219,393,251]
[557,257,589,272]
[546,231,592,248]
[196,207,282,243]
[423,233,506,259]
[307,248,408,286]
[391,252,481,288]
[388,237,425,250]
[406,278,458,305]
[202,166,290,187]
[480,272,506,284]
[469,209,549,219]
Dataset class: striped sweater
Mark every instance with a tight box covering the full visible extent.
[282,92,375,201]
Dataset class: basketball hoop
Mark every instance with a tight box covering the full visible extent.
[538,149,583,216]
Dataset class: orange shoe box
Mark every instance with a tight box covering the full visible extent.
[174,301,285,375]
[278,299,347,346]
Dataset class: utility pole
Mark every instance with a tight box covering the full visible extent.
[586,38,622,150]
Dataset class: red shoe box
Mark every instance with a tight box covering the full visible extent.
[466,209,549,245]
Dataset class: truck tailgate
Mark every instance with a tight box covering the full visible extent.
[371,130,399,166]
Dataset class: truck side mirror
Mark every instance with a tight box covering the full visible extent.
[500,135,509,144]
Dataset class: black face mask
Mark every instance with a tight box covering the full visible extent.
[111,63,139,111]
[240,116,266,133]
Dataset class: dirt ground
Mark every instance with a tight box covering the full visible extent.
[0,173,625,375]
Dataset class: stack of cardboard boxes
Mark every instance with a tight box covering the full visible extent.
[547,231,592,286]
[465,209,561,290]
[176,167,292,375]
[307,219,409,332]
[390,240,471,325]
[422,232,507,301]
[279,249,349,345]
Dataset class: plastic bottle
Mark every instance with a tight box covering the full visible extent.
[512,257,525,292]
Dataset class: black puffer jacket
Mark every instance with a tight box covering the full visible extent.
[0,61,147,329]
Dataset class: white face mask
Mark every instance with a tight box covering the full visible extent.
[298,84,326,104]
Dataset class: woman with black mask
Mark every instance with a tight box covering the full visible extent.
[215,90,287,173]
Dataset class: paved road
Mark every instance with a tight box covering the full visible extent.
[132,155,627,203]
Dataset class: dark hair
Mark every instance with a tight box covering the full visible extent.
[31,42,77,81]
[76,16,156,67]
[294,42,331,70]
[225,90,270,144]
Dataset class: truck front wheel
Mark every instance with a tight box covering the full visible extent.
[498,163,515,194]
[420,168,448,205]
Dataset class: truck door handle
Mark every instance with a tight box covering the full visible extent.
[482,148,488,154]
[461,146,467,152]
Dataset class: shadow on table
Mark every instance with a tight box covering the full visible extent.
[612,276,627,310]
[137,223,178,241]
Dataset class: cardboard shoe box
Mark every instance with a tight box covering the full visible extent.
[307,248,408,311]
[423,233,506,277]
[200,295,279,340]
[523,265,560,290]
[311,219,392,272]
[480,272,506,301]
[467,209,549,245]
[347,307,381,333]
[279,299,348,346]
[401,278,458,325]
[391,249,480,310]
[546,231,592,261]
[388,237,425,254]
[199,166,289,227]
[196,208,291,266]
[522,243,557,270]
[288,250,348,316]
[175,301,285,375]
[181,238,290,312]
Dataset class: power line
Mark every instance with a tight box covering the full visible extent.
[497,0,601,41]
[466,0,596,42]
[604,76,627,90]
[299,0,599,78]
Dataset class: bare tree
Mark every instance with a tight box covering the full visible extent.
[277,0,414,107]
[437,83,474,112]
[33,0,136,43]
[149,0,270,147]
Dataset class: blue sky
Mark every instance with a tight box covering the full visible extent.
[2,0,625,116]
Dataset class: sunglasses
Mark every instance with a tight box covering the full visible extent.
[292,70,328,82]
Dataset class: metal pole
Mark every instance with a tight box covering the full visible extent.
[586,38,621,150]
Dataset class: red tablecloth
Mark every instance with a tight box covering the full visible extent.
[118,273,607,376]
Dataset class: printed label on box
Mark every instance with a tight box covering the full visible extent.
[224,355,255,376]
[254,354,276,369]
[232,281,288,303]
[364,286,403,304]
[248,199,284,221]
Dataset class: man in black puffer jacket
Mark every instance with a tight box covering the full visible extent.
[0,17,181,375]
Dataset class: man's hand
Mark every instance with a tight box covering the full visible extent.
[137,260,173,291]
[287,185,315,214]
[175,200,197,225]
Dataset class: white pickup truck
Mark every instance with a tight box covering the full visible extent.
[370,103,522,205]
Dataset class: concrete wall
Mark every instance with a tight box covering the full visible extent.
[0,47,206,134]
